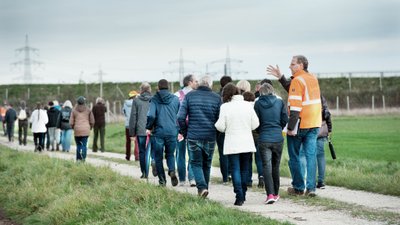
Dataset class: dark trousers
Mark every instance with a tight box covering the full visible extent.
[33,132,46,151]
[6,123,15,142]
[125,128,131,159]
[259,141,283,195]
[93,126,105,152]
[216,132,229,182]
[18,119,28,145]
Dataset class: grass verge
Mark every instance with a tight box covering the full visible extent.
[0,146,288,225]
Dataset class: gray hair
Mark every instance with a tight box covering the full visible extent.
[294,55,309,72]
[140,82,151,93]
[236,80,251,93]
[96,97,104,104]
[199,75,213,88]
[259,83,275,96]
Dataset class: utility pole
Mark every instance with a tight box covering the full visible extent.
[165,48,196,86]
[209,46,247,78]
[94,65,106,98]
[11,35,43,83]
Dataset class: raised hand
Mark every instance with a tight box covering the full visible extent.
[267,65,282,79]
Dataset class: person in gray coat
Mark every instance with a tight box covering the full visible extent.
[129,82,153,178]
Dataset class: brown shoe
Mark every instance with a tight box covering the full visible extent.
[305,190,317,197]
[287,187,304,196]
[198,189,209,198]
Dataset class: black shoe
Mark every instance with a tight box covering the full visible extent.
[317,182,326,189]
[234,199,244,206]
[169,171,178,187]
[198,189,209,198]
[151,161,158,177]
[258,176,264,188]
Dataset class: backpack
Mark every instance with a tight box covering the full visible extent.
[18,109,27,120]
[61,110,71,122]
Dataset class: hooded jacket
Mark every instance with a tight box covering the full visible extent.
[146,89,179,137]
[70,104,95,137]
[254,94,288,143]
[122,99,133,127]
[47,106,61,128]
[129,92,152,136]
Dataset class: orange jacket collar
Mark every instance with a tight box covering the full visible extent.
[293,70,306,77]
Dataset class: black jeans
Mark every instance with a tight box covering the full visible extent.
[258,141,283,195]
[93,126,105,152]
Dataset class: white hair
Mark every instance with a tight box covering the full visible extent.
[63,100,73,108]
[199,75,213,88]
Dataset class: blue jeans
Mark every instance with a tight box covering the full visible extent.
[138,135,154,176]
[228,152,251,201]
[216,132,229,182]
[299,137,327,184]
[152,136,177,185]
[247,144,263,184]
[61,129,72,151]
[259,141,283,195]
[287,128,319,192]
[176,140,194,182]
[75,136,88,161]
[187,139,215,192]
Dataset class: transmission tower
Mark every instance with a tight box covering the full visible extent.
[11,35,43,83]
[209,46,247,78]
[93,65,107,98]
[164,48,196,86]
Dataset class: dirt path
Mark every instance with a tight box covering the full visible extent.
[1,137,399,225]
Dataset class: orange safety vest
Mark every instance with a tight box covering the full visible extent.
[288,70,322,129]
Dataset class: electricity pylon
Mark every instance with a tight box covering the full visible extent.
[11,35,43,83]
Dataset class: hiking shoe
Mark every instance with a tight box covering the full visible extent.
[317,182,326,189]
[151,161,157,177]
[274,195,280,202]
[287,187,304,196]
[234,199,244,206]
[305,190,317,197]
[198,189,209,198]
[265,194,275,204]
[189,179,196,187]
[169,171,178,187]
[258,176,264,188]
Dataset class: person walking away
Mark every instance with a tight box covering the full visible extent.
[177,75,222,198]
[215,83,259,206]
[123,90,137,161]
[59,100,73,152]
[70,96,94,162]
[174,74,198,186]
[129,82,153,178]
[216,75,232,184]
[4,104,17,142]
[30,102,48,152]
[0,104,7,136]
[267,55,322,197]
[17,101,30,145]
[47,101,61,151]
[146,79,179,186]
[92,97,107,152]
[254,83,288,204]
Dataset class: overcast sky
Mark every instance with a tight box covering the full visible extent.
[0,0,399,84]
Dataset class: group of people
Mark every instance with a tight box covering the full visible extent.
[1,54,332,206]
[123,54,332,206]
[1,96,108,162]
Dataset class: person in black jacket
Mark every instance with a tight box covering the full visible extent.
[92,97,107,152]
[4,104,17,142]
[47,101,61,151]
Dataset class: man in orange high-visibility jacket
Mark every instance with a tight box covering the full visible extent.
[267,55,321,197]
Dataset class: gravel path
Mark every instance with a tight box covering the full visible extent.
[1,137,399,225]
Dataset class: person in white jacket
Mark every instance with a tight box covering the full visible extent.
[215,83,259,206]
[30,102,48,152]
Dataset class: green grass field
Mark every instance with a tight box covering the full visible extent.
[0,148,285,225]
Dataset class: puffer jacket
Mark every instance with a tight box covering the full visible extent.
[70,105,94,137]
[146,89,179,137]
[177,86,221,141]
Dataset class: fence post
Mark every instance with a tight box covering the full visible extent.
[336,96,339,114]
[379,72,383,91]
[5,88,8,101]
[372,95,375,112]
[57,86,60,96]
[106,101,110,123]
[28,88,30,100]
[382,95,386,111]
[348,73,352,92]
[346,96,350,111]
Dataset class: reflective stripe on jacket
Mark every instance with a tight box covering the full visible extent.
[288,70,322,129]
